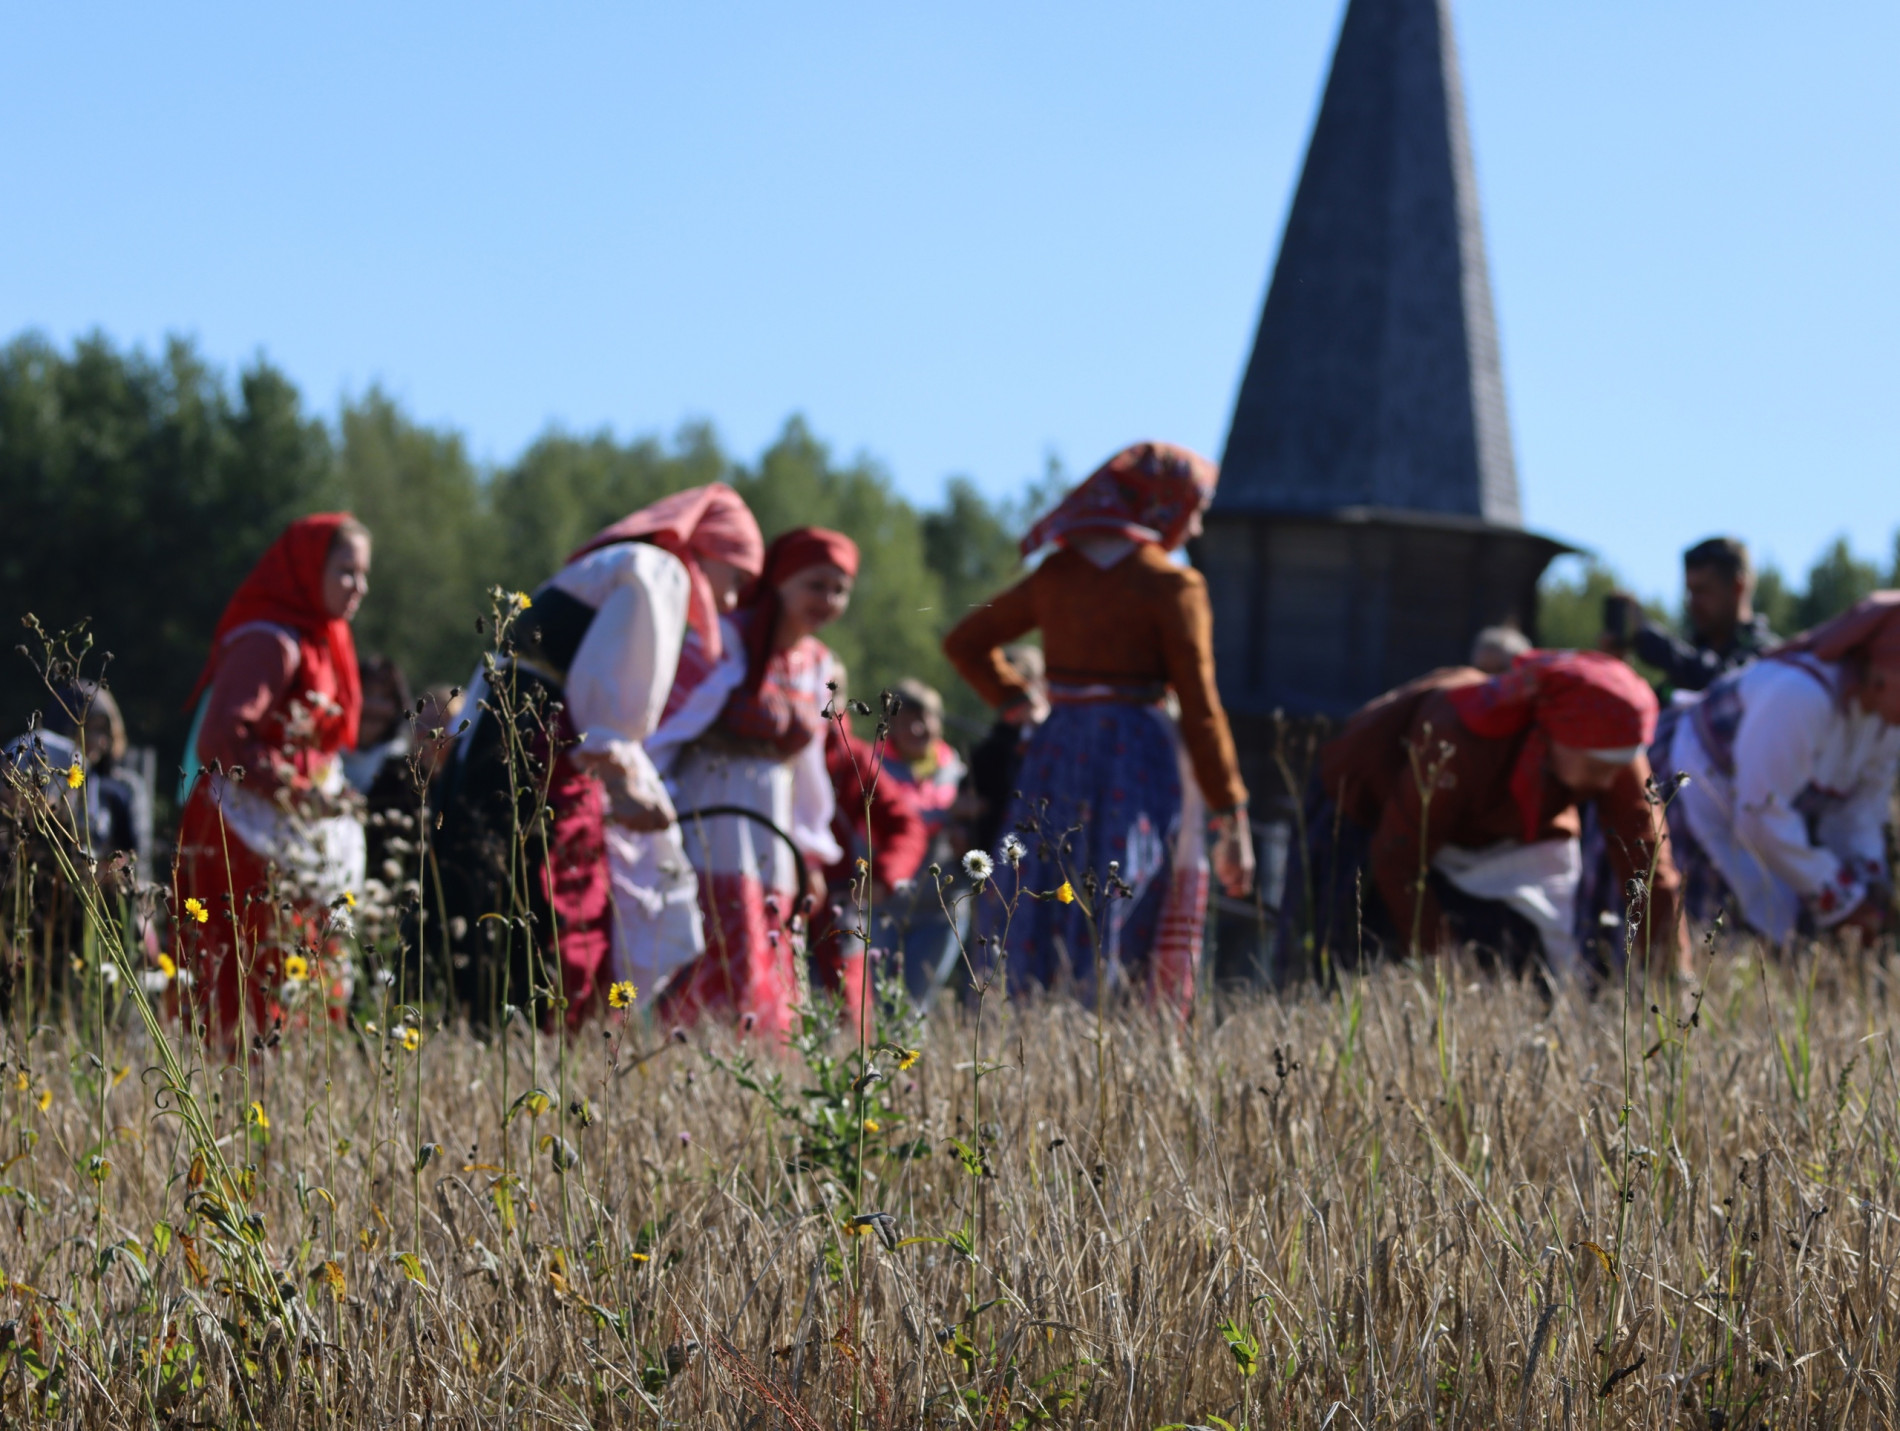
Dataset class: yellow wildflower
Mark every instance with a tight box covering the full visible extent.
[1056,881,1075,905]
[36,1089,52,1112]
[897,1048,920,1072]
[284,954,309,982]
[65,762,85,790]
[156,952,177,979]
[401,1026,422,1052]
[183,897,208,924]
[11,1072,27,1092]
[247,1101,269,1131]
[607,980,637,1010]
[343,890,357,908]
[513,591,533,610]
[862,1118,879,1134]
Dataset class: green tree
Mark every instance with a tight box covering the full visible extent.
[731,418,946,708]
[1536,559,1631,651]
[1753,563,1800,637]
[338,390,496,687]
[0,332,335,770]
[1796,536,1880,630]
[488,423,727,594]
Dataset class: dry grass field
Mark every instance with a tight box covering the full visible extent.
[3,930,1899,1429]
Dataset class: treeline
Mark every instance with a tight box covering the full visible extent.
[0,331,1056,772]
[1539,537,1900,652]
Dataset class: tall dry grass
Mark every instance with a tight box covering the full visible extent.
[1,937,1898,1428]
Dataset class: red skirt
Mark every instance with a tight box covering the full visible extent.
[173,782,322,1044]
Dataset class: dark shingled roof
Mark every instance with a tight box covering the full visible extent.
[1217,0,1519,525]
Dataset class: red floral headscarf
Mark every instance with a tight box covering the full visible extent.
[1771,591,1900,679]
[193,513,365,754]
[1447,650,1658,841]
[740,528,859,695]
[568,483,765,662]
[1019,441,1218,558]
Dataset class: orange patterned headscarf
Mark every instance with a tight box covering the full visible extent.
[1019,441,1217,558]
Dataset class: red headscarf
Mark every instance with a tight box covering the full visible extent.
[1771,591,1900,677]
[1019,441,1218,558]
[567,483,765,662]
[193,513,365,754]
[1447,650,1659,842]
[740,527,860,695]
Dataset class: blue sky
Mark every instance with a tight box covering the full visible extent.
[5,2,1895,601]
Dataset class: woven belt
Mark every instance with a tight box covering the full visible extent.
[1047,680,1167,706]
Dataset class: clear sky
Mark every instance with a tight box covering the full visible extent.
[5,2,1895,601]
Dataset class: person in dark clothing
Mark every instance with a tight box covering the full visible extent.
[952,644,1048,861]
[1579,536,1776,962]
[41,682,141,865]
[1602,537,1775,693]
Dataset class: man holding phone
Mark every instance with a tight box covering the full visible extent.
[1600,536,1775,692]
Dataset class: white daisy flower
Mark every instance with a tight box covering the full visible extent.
[962,849,994,884]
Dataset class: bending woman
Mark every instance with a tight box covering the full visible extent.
[1662,592,1900,942]
[651,528,854,1038]
[1309,650,1688,977]
[435,483,762,1024]
[942,441,1254,1012]
[174,514,370,1043]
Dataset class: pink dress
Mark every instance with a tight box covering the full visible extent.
[648,618,842,1037]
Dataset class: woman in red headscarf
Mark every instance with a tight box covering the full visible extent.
[434,484,763,1025]
[1659,592,1900,943]
[173,513,371,1043]
[942,442,1254,1014]
[1311,650,1689,976]
[650,528,856,1037]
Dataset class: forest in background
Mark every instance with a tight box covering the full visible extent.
[0,331,1062,773]
[4,328,1896,784]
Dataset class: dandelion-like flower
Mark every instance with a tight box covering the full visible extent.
[897,1048,920,1071]
[156,952,177,980]
[1001,834,1026,868]
[183,897,208,924]
[284,954,309,982]
[608,980,637,1010]
[513,591,533,610]
[399,1025,422,1052]
[65,762,85,790]
[1056,881,1076,905]
[962,849,994,884]
[247,1101,269,1131]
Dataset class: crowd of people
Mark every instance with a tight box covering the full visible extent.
[7,442,1898,1044]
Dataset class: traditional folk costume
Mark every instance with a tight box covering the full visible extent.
[651,529,854,1038]
[943,442,1246,1011]
[174,514,366,1041]
[1661,593,1900,941]
[437,484,763,1024]
[887,737,965,849]
[812,718,930,1023]
[1308,652,1686,976]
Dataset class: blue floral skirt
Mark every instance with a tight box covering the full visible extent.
[971,702,1183,995]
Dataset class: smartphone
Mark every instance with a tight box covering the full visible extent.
[1601,593,1640,643]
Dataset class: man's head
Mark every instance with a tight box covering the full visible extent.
[1683,537,1753,644]
[1470,626,1530,676]
[889,678,943,762]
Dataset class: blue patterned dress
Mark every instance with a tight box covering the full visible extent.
[972,701,1183,996]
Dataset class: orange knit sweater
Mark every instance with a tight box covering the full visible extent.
[942,544,1248,812]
